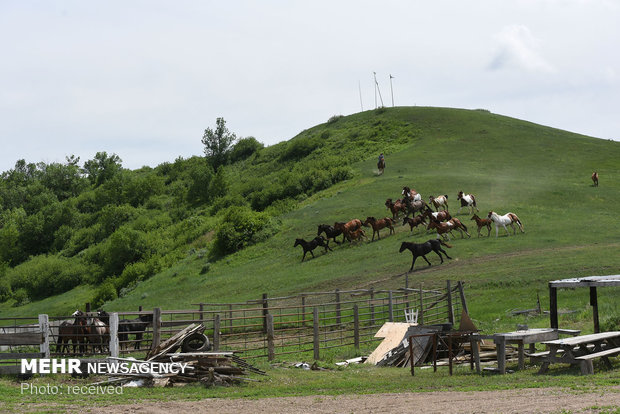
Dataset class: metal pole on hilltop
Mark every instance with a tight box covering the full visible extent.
[358,80,364,112]
[373,72,377,109]
[374,72,384,107]
[390,74,395,107]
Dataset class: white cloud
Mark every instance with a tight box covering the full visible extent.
[489,25,555,73]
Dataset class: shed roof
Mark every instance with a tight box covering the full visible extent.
[549,275,620,288]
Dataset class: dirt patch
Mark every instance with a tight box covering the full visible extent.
[52,387,620,414]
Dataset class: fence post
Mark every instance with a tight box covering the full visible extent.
[228,304,233,333]
[313,307,320,360]
[151,308,161,350]
[418,283,424,326]
[85,303,91,313]
[301,295,306,326]
[388,291,394,322]
[262,293,269,334]
[109,312,119,358]
[38,314,50,358]
[370,288,375,326]
[446,280,454,325]
[405,274,410,311]
[213,314,220,351]
[266,314,275,361]
[199,303,204,324]
[457,281,468,316]
[353,305,360,350]
[335,289,341,325]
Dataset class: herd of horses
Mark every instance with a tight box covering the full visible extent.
[56,310,153,355]
[294,185,526,271]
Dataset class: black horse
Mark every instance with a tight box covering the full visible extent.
[294,236,332,262]
[118,313,153,350]
[317,224,342,244]
[399,239,452,271]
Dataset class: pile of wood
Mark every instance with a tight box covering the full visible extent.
[96,324,265,388]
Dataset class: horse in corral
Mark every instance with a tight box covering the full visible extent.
[334,219,363,242]
[385,198,407,219]
[456,191,479,215]
[56,310,87,354]
[96,310,111,350]
[429,195,449,211]
[85,315,108,353]
[592,171,599,187]
[402,215,427,233]
[471,214,492,237]
[377,158,385,174]
[294,236,332,262]
[487,211,524,237]
[402,197,427,217]
[399,240,452,272]
[119,313,154,351]
[363,216,395,241]
[402,186,422,202]
[317,224,342,244]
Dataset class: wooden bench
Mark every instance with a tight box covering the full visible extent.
[575,347,620,375]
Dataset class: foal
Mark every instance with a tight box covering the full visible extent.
[399,240,452,272]
[592,171,599,187]
[402,215,426,233]
[294,236,332,261]
[470,214,492,237]
[363,216,395,241]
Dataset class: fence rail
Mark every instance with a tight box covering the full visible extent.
[0,280,467,368]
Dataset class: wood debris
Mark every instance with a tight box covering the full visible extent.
[96,323,265,388]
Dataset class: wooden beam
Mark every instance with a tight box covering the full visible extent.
[0,332,43,346]
[549,285,558,329]
[590,286,600,333]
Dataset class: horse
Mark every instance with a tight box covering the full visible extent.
[377,158,385,175]
[347,227,367,242]
[471,214,492,237]
[294,236,332,261]
[362,216,395,241]
[456,191,479,215]
[399,240,452,272]
[429,195,449,211]
[402,215,426,233]
[402,186,422,202]
[422,206,451,223]
[427,219,457,240]
[487,211,524,237]
[592,171,599,187]
[317,224,342,244]
[402,197,427,217]
[119,313,154,350]
[447,218,470,238]
[85,316,108,353]
[56,310,87,354]
[334,219,363,243]
[385,198,407,219]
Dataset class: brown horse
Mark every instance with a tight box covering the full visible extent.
[377,159,385,174]
[56,310,87,354]
[422,206,451,222]
[402,197,427,217]
[429,195,449,211]
[363,216,395,241]
[471,214,492,237]
[402,215,426,233]
[592,171,599,187]
[427,218,469,239]
[447,218,470,238]
[347,228,367,242]
[334,219,363,242]
[385,198,407,219]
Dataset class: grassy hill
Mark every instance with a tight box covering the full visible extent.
[2,106,620,334]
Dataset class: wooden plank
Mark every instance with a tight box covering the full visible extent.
[575,347,620,361]
[0,332,43,346]
[0,365,21,375]
[0,352,46,359]
[543,331,620,346]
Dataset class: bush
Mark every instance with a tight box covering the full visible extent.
[92,281,117,308]
[280,136,321,161]
[0,277,11,302]
[212,206,274,257]
[12,288,29,307]
[230,137,264,163]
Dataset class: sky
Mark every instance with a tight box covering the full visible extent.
[1,0,619,172]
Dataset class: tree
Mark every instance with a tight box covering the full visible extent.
[83,152,122,187]
[201,118,237,170]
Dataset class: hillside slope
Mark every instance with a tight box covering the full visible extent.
[3,107,620,332]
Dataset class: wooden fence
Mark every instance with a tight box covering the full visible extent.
[0,280,467,370]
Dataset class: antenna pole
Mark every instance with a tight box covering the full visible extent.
[358,80,364,111]
[389,74,395,107]
[374,72,384,107]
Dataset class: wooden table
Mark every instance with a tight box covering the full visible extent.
[493,328,562,374]
[538,331,620,375]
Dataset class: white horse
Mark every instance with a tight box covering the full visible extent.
[457,191,479,215]
[487,211,524,237]
[429,195,449,211]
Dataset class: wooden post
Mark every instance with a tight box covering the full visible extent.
[549,285,558,329]
[405,274,410,311]
[448,334,453,376]
[313,307,320,360]
[470,334,481,374]
[590,286,600,333]
[85,303,91,313]
[213,314,220,351]
[353,305,360,350]
[432,334,438,372]
[301,295,306,326]
[38,314,50,358]
[446,280,454,325]
[138,306,142,312]
[388,291,394,322]
[109,313,119,358]
[409,336,415,377]
[418,283,424,326]
[496,336,506,374]
[335,289,341,325]
[266,314,275,361]
[199,303,204,324]
[151,308,161,350]
[262,293,269,334]
[370,288,375,326]
[457,281,468,315]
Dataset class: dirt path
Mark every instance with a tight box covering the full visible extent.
[63,387,620,413]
